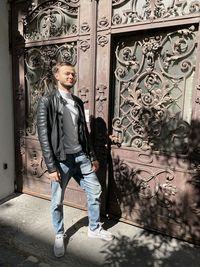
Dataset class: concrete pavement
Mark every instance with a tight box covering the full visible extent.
[0,193,200,267]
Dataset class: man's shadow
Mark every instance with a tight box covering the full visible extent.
[64,115,121,246]
[64,216,88,245]
[64,215,118,246]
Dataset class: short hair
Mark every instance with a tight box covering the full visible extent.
[52,61,74,75]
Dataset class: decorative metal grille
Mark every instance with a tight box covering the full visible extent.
[25,43,77,136]
[112,25,197,153]
[23,0,79,41]
[112,0,200,25]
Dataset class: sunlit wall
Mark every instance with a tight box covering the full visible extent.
[0,0,15,200]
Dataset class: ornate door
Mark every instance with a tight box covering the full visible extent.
[11,0,108,211]
[108,1,200,244]
[11,0,200,243]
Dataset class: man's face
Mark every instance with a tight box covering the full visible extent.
[55,65,76,89]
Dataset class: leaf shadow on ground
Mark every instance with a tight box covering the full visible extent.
[101,230,200,267]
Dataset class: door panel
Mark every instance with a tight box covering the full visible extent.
[23,42,88,209]
[108,24,200,243]
[111,26,197,150]
[12,0,92,210]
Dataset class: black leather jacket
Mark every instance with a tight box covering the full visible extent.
[37,90,96,173]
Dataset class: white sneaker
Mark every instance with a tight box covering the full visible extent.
[54,233,65,257]
[88,226,114,241]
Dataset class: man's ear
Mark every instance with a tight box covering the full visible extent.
[54,72,59,81]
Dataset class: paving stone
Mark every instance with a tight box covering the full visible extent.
[25,255,39,263]
[0,193,200,267]
[38,263,51,267]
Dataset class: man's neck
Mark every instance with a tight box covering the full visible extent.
[58,87,71,93]
[58,88,71,93]
[57,81,73,92]
[58,89,73,101]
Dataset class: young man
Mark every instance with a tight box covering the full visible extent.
[37,62,113,258]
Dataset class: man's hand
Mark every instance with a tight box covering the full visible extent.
[92,160,100,172]
[48,171,61,182]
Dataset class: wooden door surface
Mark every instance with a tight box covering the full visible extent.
[11,0,200,243]
[11,0,102,211]
[108,0,200,245]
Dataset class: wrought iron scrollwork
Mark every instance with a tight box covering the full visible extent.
[79,40,90,52]
[98,17,109,28]
[112,26,197,154]
[23,0,79,41]
[112,0,129,7]
[112,0,200,25]
[29,150,47,177]
[113,156,176,207]
[80,22,90,32]
[78,87,89,103]
[97,35,109,47]
[25,43,77,136]
[96,84,107,116]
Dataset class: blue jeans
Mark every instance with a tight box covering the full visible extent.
[51,151,102,234]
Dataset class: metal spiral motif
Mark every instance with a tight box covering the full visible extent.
[25,43,77,136]
[112,0,200,25]
[112,26,197,154]
[24,0,79,41]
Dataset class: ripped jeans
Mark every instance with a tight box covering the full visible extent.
[51,151,102,234]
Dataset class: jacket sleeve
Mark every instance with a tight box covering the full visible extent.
[37,97,57,173]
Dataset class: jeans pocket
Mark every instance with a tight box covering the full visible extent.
[77,154,93,175]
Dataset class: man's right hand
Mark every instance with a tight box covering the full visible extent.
[48,171,61,182]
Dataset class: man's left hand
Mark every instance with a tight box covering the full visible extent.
[92,160,100,172]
